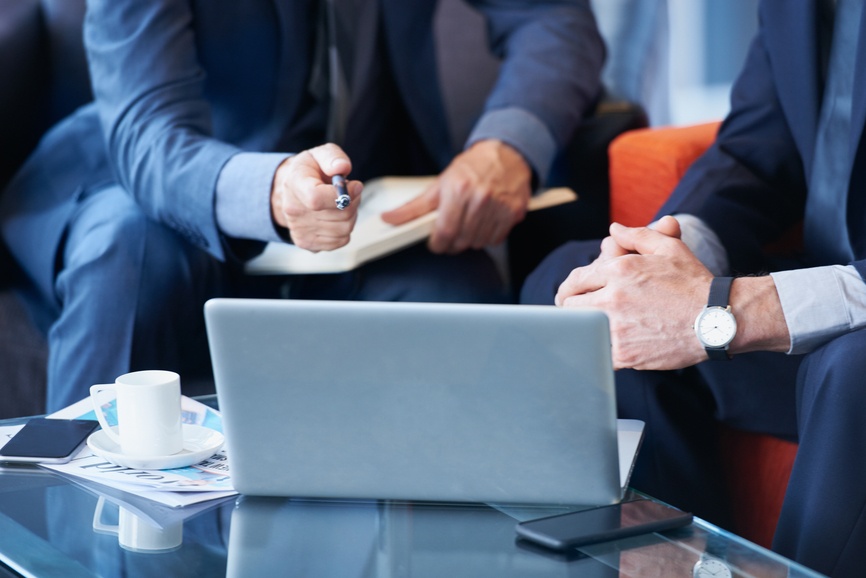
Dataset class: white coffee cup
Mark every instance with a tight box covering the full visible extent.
[92,497,183,553]
[90,370,184,456]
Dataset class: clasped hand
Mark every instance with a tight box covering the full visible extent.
[555,216,713,371]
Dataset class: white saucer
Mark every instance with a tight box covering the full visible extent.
[87,424,224,470]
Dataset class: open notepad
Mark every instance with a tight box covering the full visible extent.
[244,176,577,275]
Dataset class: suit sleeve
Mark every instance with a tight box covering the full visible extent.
[657,13,807,275]
[467,0,605,183]
[84,0,244,261]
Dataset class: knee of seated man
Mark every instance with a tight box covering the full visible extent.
[520,240,602,305]
[799,329,866,407]
[61,190,216,305]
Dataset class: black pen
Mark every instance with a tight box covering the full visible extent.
[332,175,351,210]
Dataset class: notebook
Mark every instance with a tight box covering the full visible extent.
[243,176,576,275]
[204,298,643,506]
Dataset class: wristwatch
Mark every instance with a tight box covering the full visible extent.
[693,535,732,578]
[693,554,732,578]
[694,277,737,361]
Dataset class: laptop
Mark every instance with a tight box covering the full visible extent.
[204,298,643,506]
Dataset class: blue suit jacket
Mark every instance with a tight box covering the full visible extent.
[660,0,866,281]
[0,0,603,299]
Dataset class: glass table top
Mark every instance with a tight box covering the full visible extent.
[0,401,826,578]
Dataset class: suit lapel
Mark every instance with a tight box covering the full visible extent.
[849,1,866,166]
[848,0,866,257]
[766,0,823,166]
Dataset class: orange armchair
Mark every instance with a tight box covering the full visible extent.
[607,123,799,549]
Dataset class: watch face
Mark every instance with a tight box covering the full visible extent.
[693,557,732,578]
[696,307,737,348]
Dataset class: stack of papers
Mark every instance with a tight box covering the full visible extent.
[0,396,235,508]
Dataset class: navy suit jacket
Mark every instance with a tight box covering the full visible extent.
[660,0,866,282]
[1,0,603,299]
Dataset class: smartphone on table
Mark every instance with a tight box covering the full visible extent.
[0,418,99,464]
[515,498,693,551]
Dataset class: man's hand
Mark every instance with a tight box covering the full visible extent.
[381,140,532,254]
[595,215,683,263]
[556,219,713,370]
[558,217,791,369]
[271,144,363,252]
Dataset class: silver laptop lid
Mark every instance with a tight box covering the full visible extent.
[205,299,619,506]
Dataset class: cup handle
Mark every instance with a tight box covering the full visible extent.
[91,497,119,535]
[90,384,121,446]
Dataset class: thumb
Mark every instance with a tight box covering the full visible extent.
[609,222,682,256]
[650,215,682,239]
[307,144,352,180]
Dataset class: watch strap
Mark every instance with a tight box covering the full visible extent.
[706,346,730,361]
[706,277,734,361]
[708,276,733,308]
[706,348,729,361]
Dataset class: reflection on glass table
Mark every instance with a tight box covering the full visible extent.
[0,400,827,578]
[0,466,826,577]
[226,495,828,578]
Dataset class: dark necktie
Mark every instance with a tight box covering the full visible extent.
[805,0,863,264]
[308,0,356,146]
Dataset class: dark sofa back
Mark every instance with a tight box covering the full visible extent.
[0,0,90,188]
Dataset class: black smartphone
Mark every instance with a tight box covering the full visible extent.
[515,535,591,562]
[515,499,693,551]
[0,418,99,464]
